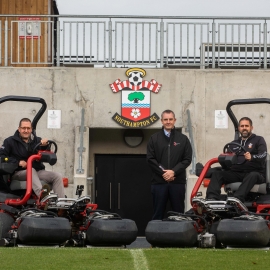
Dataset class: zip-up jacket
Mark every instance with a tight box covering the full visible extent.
[0,130,45,172]
[147,127,192,184]
[229,133,267,177]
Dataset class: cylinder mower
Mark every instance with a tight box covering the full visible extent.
[0,95,137,247]
[146,98,270,248]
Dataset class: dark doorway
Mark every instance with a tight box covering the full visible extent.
[95,154,153,236]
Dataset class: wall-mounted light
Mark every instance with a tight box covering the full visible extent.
[123,129,144,148]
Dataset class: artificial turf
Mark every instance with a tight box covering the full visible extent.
[0,248,269,270]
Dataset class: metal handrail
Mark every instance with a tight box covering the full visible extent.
[1,15,270,68]
[2,14,270,19]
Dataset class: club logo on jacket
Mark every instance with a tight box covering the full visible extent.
[248,143,253,148]
[110,68,161,128]
[174,142,180,146]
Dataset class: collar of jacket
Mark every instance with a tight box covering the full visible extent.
[162,126,176,135]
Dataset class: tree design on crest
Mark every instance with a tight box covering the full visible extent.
[128,92,145,103]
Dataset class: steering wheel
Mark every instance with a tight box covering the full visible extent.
[223,142,246,165]
[33,140,58,154]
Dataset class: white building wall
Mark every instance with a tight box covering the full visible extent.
[0,67,270,206]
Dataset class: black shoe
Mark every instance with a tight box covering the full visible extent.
[205,197,219,201]
[40,184,51,200]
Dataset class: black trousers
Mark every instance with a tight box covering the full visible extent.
[206,170,265,202]
[151,183,186,220]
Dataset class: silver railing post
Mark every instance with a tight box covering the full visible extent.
[160,19,164,68]
[108,18,112,67]
[56,19,60,67]
[211,20,216,69]
[263,21,267,69]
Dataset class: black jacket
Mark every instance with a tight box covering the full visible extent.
[229,133,267,177]
[0,130,45,172]
[147,127,192,184]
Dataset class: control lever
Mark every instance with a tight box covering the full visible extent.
[76,185,84,198]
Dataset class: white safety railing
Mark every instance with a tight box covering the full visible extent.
[10,20,54,65]
[114,21,159,67]
[1,15,270,68]
[165,22,210,68]
[61,20,107,66]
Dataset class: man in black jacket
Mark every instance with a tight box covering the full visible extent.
[0,118,65,199]
[147,109,192,220]
[206,117,267,203]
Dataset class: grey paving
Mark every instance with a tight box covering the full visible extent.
[126,237,151,249]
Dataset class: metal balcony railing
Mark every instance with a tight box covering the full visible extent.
[1,15,270,68]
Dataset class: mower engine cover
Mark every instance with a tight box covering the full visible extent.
[218,153,237,168]
[40,152,57,166]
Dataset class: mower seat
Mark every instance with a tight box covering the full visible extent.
[224,153,270,196]
[224,182,267,194]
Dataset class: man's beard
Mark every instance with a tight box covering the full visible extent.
[241,130,251,138]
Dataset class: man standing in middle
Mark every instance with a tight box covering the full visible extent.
[147,109,192,220]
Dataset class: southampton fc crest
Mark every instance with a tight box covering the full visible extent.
[110,68,162,128]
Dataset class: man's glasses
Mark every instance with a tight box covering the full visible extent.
[20,127,32,130]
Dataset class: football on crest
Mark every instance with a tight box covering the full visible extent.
[128,71,143,86]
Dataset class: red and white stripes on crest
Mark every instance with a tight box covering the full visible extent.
[110,79,162,93]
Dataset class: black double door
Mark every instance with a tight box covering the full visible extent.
[95,154,153,236]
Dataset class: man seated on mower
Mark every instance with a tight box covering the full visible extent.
[206,117,267,203]
[0,118,65,199]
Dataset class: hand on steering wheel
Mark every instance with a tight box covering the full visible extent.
[33,140,58,154]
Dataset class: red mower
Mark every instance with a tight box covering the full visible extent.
[146,98,270,248]
[0,96,137,247]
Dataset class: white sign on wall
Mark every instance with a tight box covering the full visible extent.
[215,110,228,129]
[47,110,61,129]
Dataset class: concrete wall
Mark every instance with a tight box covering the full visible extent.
[0,67,270,201]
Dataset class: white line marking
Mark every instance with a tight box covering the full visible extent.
[130,249,149,270]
